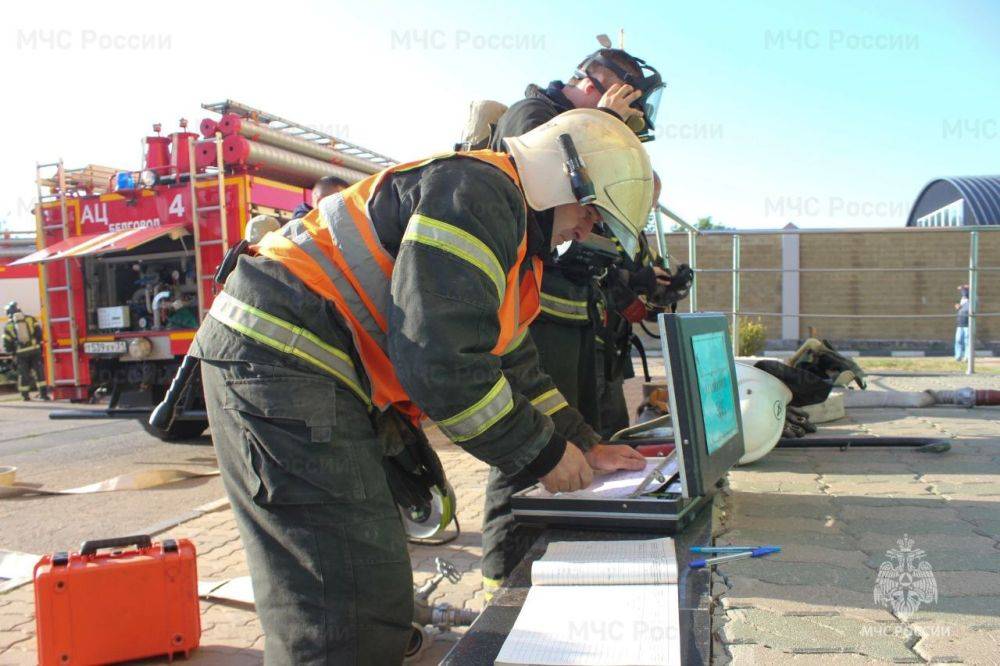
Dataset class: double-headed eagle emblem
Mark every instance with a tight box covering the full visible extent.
[874,534,938,620]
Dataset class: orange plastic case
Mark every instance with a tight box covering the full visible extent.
[33,536,201,665]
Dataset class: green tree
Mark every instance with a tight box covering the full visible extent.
[671,215,731,232]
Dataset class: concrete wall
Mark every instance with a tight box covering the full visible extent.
[652,227,998,345]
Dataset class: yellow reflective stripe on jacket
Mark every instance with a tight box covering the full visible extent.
[530,388,569,416]
[208,291,370,407]
[539,292,589,321]
[437,376,513,442]
[14,344,40,354]
[403,214,507,301]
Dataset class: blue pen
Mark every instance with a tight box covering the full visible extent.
[690,546,780,569]
[691,545,776,554]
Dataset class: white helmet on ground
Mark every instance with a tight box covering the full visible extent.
[503,108,653,258]
[734,362,793,465]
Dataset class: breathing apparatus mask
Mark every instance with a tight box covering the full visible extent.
[554,232,621,278]
[575,49,665,141]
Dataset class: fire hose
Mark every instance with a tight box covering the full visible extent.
[0,465,218,498]
[217,113,383,176]
[222,135,368,187]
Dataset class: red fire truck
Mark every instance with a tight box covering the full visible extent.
[17,101,395,439]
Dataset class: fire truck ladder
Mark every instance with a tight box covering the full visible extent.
[201,99,397,171]
[187,135,228,322]
[34,161,82,388]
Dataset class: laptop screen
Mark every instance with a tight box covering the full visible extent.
[691,330,740,455]
[659,313,745,498]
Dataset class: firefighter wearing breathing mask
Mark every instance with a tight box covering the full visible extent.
[190,109,650,665]
[3,302,49,401]
[481,47,666,595]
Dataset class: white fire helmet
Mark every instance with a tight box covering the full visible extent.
[503,108,653,259]
[734,362,793,465]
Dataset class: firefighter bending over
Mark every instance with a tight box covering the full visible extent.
[3,302,49,401]
[191,109,650,665]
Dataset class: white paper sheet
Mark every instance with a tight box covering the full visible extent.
[531,538,677,587]
[496,538,682,666]
[495,585,681,666]
[530,457,678,500]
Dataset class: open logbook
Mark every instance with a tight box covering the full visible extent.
[495,538,681,666]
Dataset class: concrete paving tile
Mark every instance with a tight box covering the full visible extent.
[862,548,1000,573]
[920,419,1000,437]
[721,577,895,621]
[0,635,33,659]
[720,608,918,661]
[821,473,922,485]
[823,481,935,498]
[933,571,1000,597]
[962,520,1000,539]
[718,560,876,594]
[720,515,846,534]
[912,622,1000,665]
[723,643,888,664]
[0,615,31,634]
[0,648,38,666]
[933,481,1000,497]
[815,462,923,475]
[807,451,929,466]
[717,528,860,551]
[752,543,870,569]
[840,517,983,538]
[955,503,1000,522]
[751,451,816,464]
[855,531,997,554]
[907,596,1000,626]
[725,493,838,520]
[181,646,263,665]
[836,503,958,522]
[833,495,958,509]
[728,477,826,494]
[919,459,1000,475]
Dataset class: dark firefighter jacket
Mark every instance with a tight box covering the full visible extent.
[192,156,599,478]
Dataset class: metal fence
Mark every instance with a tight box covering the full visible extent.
[651,206,1000,375]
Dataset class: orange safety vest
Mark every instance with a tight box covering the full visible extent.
[256,150,543,422]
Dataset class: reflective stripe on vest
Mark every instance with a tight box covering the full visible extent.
[15,344,40,355]
[539,292,589,321]
[502,328,529,355]
[530,388,569,416]
[256,150,540,431]
[208,291,370,406]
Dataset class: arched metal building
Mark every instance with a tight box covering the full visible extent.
[907,176,1000,227]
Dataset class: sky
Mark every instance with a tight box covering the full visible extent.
[1,0,997,232]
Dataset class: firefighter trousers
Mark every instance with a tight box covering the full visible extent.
[481,320,599,582]
[16,350,44,396]
[595,355,630,440]
[201,358,413,665]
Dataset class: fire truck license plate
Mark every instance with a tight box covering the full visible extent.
[84,341,127,355]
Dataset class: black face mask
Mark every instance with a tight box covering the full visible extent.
[575,49,665,141]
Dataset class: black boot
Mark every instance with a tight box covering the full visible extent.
[21,392,31,401]
[39,386,51,401]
